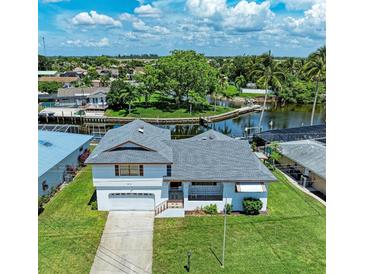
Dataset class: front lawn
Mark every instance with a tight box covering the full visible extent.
[105,105,234,118]
[38,165,108,274]
[153,170,325,273]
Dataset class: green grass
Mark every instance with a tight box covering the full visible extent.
[38,165,108,274]
[105,105,234,118]
[223,85,239,97]
[153,170,325,273]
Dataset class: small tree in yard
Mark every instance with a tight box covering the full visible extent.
[269,142,281,167]
[242,198,263,215]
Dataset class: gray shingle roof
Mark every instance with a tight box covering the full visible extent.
[279,140,326,179]
[86,120,172,164]
[164,139,276,182]
[86,120,276,182]
[186,129,233,141]
[57,87,110,98]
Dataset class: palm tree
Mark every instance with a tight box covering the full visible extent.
[235,75,246,90]
[303,46,326,125]
[250,52,285,131]
[120,84,140,113]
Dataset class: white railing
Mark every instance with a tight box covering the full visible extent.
[154,200,168,216]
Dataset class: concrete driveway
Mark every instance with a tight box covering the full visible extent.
[90,211,154,274]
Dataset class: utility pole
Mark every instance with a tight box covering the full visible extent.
[221,195,227,268]
[42,36,46,56]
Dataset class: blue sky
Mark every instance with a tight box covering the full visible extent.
[38,0,326,57]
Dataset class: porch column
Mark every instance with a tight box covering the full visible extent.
[183,182,189,204]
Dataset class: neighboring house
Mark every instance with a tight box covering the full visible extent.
[72,67,87,77]
[254,124,326,146]
[240,88,272,95]
[277,140,326,196]
[85,120,276,217]
[91,79,101,87]
[38,76,80,88]
[38,71,58,77]
[38,130,93,196]
[60,71,81,78]
[56,87,109,108]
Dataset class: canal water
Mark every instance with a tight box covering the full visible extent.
[166,103,326,139]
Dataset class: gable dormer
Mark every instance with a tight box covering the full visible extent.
[105,141,156,152]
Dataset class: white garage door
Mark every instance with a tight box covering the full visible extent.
[108,193,155,211]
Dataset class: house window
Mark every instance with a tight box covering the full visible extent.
[42,180,48,191]
[167,165,171,176]
[114,164,143,176]
[191,182,217,186]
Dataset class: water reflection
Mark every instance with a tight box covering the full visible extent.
[164,103,326,139]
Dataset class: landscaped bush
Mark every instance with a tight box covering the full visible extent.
[224,203,232,214]
[90,201,98,210]
[202,204,218,215]
[242,198,263,215]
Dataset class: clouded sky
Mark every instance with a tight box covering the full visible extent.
[38,0,326,57]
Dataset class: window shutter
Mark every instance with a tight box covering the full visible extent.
[114,165,119,176]
[139,165,144,176]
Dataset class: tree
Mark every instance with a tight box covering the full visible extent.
[135,64,160,106]
[38,55,52,70]
[156,50,219,108]
[303,46,326,125]
[87,66,99,79]
[234,75,246,90]
[250,52,285,131]
[106,80,139,113]
[38,81,62,93]
[269,142,281,167]
[100,75,110,87]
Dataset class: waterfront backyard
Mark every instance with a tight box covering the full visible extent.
[153,170,326,273]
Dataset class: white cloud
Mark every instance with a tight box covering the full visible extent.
[284,3,325,38]
[66,37,110,47]
[120,13,169,34]
[71,11,121,26]
[186,0,274,32]
[273,0,324,11]
[186,0,226,18]
[134,4,161,18]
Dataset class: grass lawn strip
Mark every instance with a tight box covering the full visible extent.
[105,105,234,118]
[38,165,108,274]
[153,169,325,273]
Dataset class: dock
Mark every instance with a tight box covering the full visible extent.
[39,105,261,125]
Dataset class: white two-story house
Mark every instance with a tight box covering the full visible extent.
[85,120,276,217]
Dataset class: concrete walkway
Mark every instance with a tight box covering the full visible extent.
[90,211,154,274]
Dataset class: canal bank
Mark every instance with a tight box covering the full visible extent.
[38,105,261,125]
[39,103,325,140]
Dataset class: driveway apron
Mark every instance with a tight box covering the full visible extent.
[90,211,154,274]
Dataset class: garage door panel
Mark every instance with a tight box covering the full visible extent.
[108,193,155,211]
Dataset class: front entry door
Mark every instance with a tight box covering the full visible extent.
[169,182,183,200]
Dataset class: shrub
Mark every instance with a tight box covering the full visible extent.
[224,203,232,214]
[202,204,218,215]
[242,198,263,215]
[91,201,98,210]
